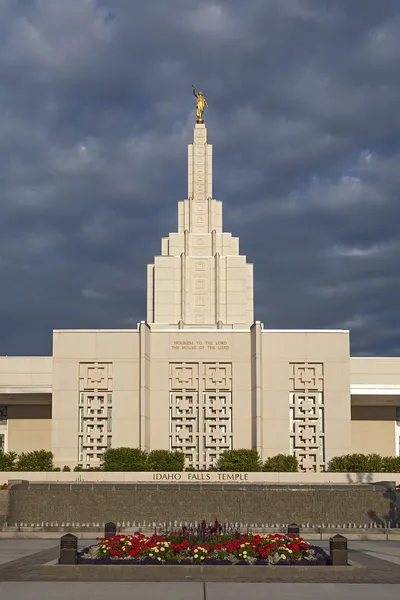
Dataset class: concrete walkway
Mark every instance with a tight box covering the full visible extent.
[0,582,399,599]
[1,539,400,595]
[318,540,400,567]
[0,539,59,565]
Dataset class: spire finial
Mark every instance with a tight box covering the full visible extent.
[192,85,208,124]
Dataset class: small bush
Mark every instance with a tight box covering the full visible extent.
[73,465,83,472]
[381,456,400,473]
[0,483,8,490]
[263,454,298,472]
[62,465,71,472]
[218,449,263,472]
[15,450,53,471]
[103,447,148,472]
[327,453,396,473]
[147,450,185,471]
[0,451,17,471]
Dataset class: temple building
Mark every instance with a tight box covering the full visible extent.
[0,104,400,471]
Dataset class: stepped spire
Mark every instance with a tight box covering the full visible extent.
[147,102,253,329]
[178,123,220,235]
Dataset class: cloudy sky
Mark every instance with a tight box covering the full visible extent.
[0,0,400,356]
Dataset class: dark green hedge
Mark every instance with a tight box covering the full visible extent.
[264,454,299,472]
[218,449,263,472]
[0,451,17,471]
[102,448,149,471]
[0,450,54,471]
[2,448,399,473]
[147,450,185,471]
[328,453,400,473]
[102,448,186,472]
[218,450,299,472]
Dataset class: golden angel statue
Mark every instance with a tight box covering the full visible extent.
[192,85,208,123]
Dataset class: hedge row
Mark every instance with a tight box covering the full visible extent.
[0,448,297,472]
[328,453,400,473]
[101,448,297,472]
[0,449,186,473]
[0,450,54,472]
[103,448,185,472]
[218,450,298,472]
[1,449,400,473]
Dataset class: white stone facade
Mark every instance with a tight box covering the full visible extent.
[0,120,400,471]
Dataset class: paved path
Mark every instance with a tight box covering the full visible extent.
[1,539,400,599]
[0,582,399,599]
[0,539,60,565]
[318,540,400,567]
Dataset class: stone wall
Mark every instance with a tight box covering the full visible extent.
[6,483,397,527]
[0,491,8,526]
[2,471,400,484]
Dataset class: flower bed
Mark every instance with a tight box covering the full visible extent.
[79,522,330,566]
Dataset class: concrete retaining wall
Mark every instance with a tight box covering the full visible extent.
[0,491,7,526]
[6,482,397,527]
[0,491,7,513]
[1,471,399,484]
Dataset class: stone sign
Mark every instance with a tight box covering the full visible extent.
[152,472,248,482]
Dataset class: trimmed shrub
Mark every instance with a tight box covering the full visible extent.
[263,454,299,472]
[62,465,71,472]
[0,451,17,471]
[218,449,263,472]
[328,453,384,473]
[381,456,400,473]
[16,450,53,471]
[103,447,148,472]
[147,450,185,471]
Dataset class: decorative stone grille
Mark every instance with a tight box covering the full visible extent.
[78,363,113,469]
[289,363,325,472]
[170,362,232,469]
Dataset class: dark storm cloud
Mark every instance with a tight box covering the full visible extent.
[0,0,399,355]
